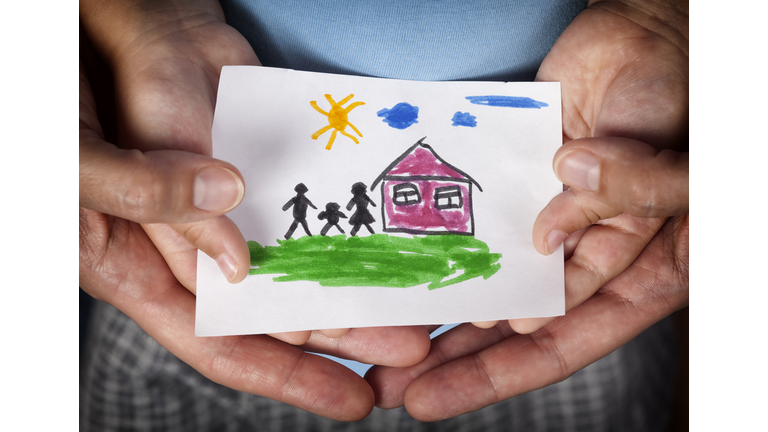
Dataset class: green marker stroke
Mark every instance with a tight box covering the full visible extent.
[248,234,502,290]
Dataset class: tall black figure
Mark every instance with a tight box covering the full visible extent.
[318,202,347,236]
[282,183,317,239]
[346,182,376,236]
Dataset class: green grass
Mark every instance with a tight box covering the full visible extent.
[248,234,502,290]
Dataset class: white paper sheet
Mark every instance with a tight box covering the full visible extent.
[196,66,564,336]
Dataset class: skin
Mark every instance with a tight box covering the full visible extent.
[79,0,430,420]
[80,0,688,422]
[366,0,688,420]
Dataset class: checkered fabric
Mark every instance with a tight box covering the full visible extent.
[80,301,678,432]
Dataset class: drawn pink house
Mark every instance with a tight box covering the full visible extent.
[370,138,482,236]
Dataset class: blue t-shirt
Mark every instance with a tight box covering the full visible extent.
[220,0,587,82]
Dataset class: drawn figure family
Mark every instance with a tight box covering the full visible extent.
[282,182,377,239]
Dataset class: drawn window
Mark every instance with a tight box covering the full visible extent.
[434,186,463,210]
[393,183,421,206]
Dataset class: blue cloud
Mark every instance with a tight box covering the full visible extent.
[451,111,477,127]
[466,95,549,109]
[377,102,419,129]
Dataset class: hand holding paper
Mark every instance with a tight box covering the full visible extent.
[80,0,257,289]
[367,0,688,420]
[80,0,431,420]
[196,67,565,336]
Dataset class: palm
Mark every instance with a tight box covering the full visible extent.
[113,19,260,155]
[537,2,688,151]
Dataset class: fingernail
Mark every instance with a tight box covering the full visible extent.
[545,230,568,255]
[194,167,244,211]
[555,150,600,191]
[216,254,238,282]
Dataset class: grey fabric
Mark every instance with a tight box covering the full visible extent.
[80,301,678,431]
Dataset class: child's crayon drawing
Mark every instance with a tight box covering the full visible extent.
[197,66,565,336]
[251,138,501,289]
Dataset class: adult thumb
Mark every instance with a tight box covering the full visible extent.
[553,137,688,217]
[80,132,245,224]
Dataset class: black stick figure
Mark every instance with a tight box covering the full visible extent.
[282,183,317,239]
[318,202,347,236]
[346,181,376,236]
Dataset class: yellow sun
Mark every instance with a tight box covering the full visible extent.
[310,94,365,150]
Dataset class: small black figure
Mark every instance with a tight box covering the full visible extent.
[282,183,317,239]
[346,181,377,236]
[318,202,347,236]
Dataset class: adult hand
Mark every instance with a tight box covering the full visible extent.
[80,205,431,420]
[80,0,431,419]
[367,0,688,420]
[79,0,256,290]
[79,0,354,342]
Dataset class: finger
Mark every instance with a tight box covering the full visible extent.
[532,188,619,255]
[366,323,514,409]
[303,326,432,369]
[553,137,688,217]
[163,216,251,284]
[80,136,245,224]
[319,328,351,338]
[532,137,687,256]
[401,218,688,421]
[511,224,587,334]
[141,223,198,291]
[520,213,664,335]
[558,214,664,315]
[506,316,554,334]
[471,321,499,329]
[268,331,312,346]
[79,210,375,421]
[563,225,589,260]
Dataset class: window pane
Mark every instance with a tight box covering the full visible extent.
[393,183,421,206]
[434,186,462,210]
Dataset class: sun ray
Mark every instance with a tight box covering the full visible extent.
[326,130,338,150]
[336,94,355,106]
[310,101,329,116]
[311,124,334,140]
[343,101,365,114]
[346,121,363,138]
[339,129,360,144]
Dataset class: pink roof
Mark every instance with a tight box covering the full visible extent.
[387,147,465,178]
[371,138,482,191]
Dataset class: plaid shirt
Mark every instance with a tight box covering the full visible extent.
[80,302,677,432]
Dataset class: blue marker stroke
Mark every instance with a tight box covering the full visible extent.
[377,102,419,129]
[451,111,477,127]
[466,95,549,109]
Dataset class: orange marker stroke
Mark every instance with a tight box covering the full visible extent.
[311,94,365,150]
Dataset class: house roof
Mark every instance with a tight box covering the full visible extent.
[371,137,482,191]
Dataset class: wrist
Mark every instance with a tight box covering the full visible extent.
[79,0,226,66]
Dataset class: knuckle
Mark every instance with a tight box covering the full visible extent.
[625,167,657,218]
[529,328,572,381]
[176,221,207,246]
[575,198,602,225]
[118,152,168,222]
